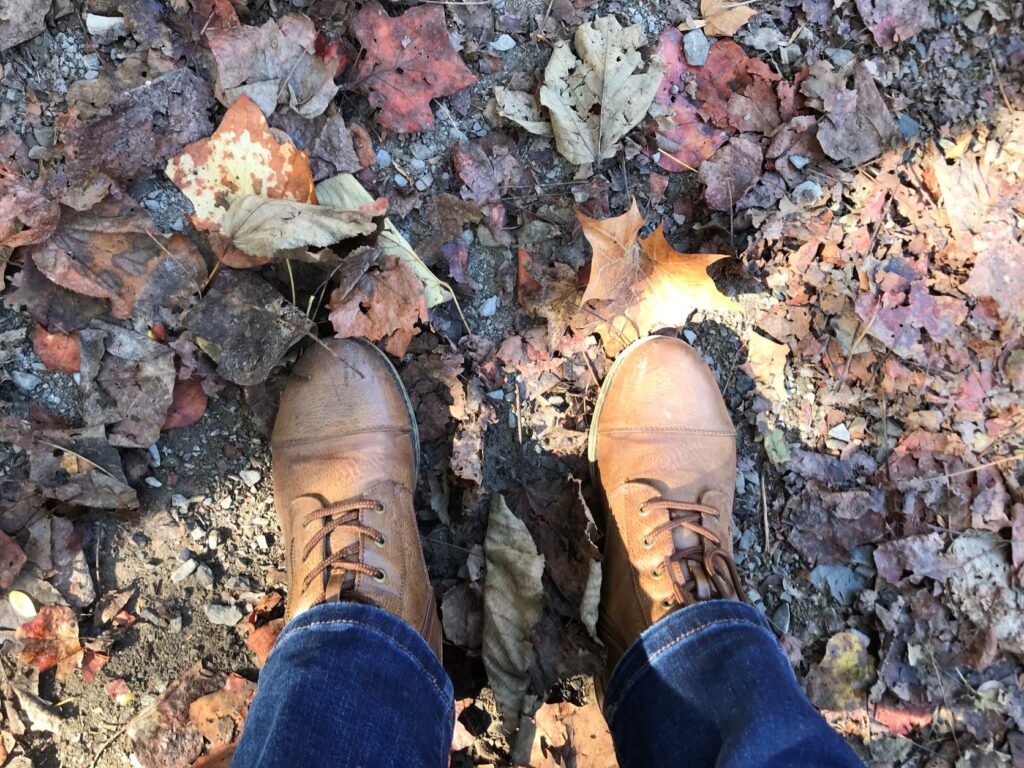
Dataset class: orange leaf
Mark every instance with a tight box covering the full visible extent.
[578,205,739,355]
[245,619,284,667]
[16,605,83,680]
[32,324,80,373]
[188,674,256,747]
[163,378,209,431]
[351,2,478,133]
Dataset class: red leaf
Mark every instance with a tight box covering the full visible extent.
[32,324,81,373]
[163,378,209,431]
[16,605,83,680]
[351,2,478,133]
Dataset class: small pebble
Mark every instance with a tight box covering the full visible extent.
[205,603,243,626]
[683,29,710,66]
[195,562,215,589]
[11,371,41,392]
[683,330,698,344]
[789,155,810,169]
[131,533,150,547]
[256,534,269,552]
[394,175,409,188]
[144,476,162,488]
[490,33,517,52]
[376,148,392,168]
[486,390,505,401]
[170,559,197,583]
[480,296,498,317]
[148,445,161,467]
[207,530,220,550]
[771,603,791,635]
[239,470,261,488]
[176,549,193,562]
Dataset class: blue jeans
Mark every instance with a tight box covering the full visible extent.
[234,600,863,767]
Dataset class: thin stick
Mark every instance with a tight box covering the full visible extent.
[36,440,120,481]
[760,470,770,553]
[656,149,699,173]
[284,258,297,306]
[90,721,130,768]
[435,100,466,141]
[916,453,1024,483]
[989,52,1012,110]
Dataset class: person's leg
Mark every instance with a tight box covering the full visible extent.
[233,603,453,767]
[604,600,862,767]
[589,335,861,767]
[233,339,450,767]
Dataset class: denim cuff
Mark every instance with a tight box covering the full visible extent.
[273,602,453,715]
[604,599,775,723]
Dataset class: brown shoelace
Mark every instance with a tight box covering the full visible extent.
[300,499,386,596]
[641,499,745,609]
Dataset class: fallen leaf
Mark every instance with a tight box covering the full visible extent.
[493,88,554,136]
[16,605,83,681]
[316,173,454,308]
[245,619,284,667]
[188,674,256,747]
[482,495,545,727]
[701,0,756,37]
[806,629,877,712]
[854,0,934,50]
[698,134,764,210]
[308,113,361,181]
[0,169,59,249]
[80,650,109,683]
[127,661,225,768]
[328,247,428,357]
[873,534,953,586]
[207,14,341,118]
[27,196,206,324]
[165,95,316,264]
[539,16,666,165]
[105,678,134,706]
[350,2,478,133]
[50,516,96,609]
[181,270,314,386]
[521,698,616,768]
[32,325,80,373]
[741,330,788,400]
[0,530,27,589]
[577,204,739,355]
[61,70,215,208]
[801,62,895,166]
[162,377,209,430]
[78,321,177,448]
[786,485,886,564]
[3,256,109,334]
[441,583,484,649]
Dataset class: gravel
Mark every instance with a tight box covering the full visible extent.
[205,603,244,626]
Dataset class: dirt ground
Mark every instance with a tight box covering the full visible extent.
[1,0,1023,765]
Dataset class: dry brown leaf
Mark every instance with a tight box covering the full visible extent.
[538,16,666,165]
[32,324,80,373]
[741,330,788,401]
[700,0,757,37]
[577,205,739,355]
[207,14,341,117]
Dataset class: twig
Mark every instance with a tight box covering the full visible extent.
[434,100,466,141]
[90,720,130,768]
[655,149,699,173]
[915,453,1024,483]
[989,52,1012,111]
[284,259,297,306]
[760,470,770,553]
[35,440,120,481]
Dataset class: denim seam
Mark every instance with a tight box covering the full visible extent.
[608,617,771,723]
[272,618,451,706]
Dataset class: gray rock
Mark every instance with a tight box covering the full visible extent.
[683,29,711,67]
[394,175,409,188]
[789,154,810,170]
[490,33,517,52]
[239,469,261,487]
[205,602,243,626]
[376,148,392,168]
[195,562,214,589]
[170,559,197,583]
[770,602,791,635]
[11,371,41,392]
[480,296,498,317]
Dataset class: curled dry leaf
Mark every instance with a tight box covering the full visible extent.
[493,88,553,137]
[482,495,545,726]
[16,605,83,681]
[351,2,478,133]
[741,330,788,401]
[328,247,429,358]
[700,0,756,37]
[207,13,341,118]
[538,16,666,165]
[162,377,209,431]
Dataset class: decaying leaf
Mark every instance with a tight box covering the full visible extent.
[188,674,257,747]
[78,321,177,449]
[518,697,616,768]
[32,325,80,373]
[16,605,83,681]
[351,2,478,133]
[162,378,209,431]
[27,196,206,324]
[578,203,739,355]
[700,0,756,37]
[698,135,764,210]
[854,0,934,50]
[207,14,342,118]
[806,629,877,712]
[538,16,666,165]
[741,330,788,401]
[0,169,59,249]
[316,173,454,308]
[0,530,27,589]
[493,88,554,137]
[328,247,428,358]
[181,270,314,386]
[482,495,545,727]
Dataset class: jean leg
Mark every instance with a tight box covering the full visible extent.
[604,600,863,768]
[233,603,454,768]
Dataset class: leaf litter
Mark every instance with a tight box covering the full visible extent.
[0,0,1022,765]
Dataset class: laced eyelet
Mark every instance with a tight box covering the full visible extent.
[638,506,649,517]
[642,537,653,548]
[373,535,386,548]
[661,598,674,610]
[372,504,385,515]
[651,568,664,579]
[373,570,387,583]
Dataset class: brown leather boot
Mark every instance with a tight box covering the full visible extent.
[589,335,744,670]
[271,338,442,658]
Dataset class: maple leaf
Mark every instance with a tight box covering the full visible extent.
[538,16,666,165]
[351,2,478,133]
[166,97,377,266]
[328,247,429,357]
[207,14,342,118]
[701,0,757,37]
[577,204,739,355]
[16,604,83,680]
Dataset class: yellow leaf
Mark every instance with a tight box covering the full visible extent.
[9,591,36,619]
[701,0,757,37]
